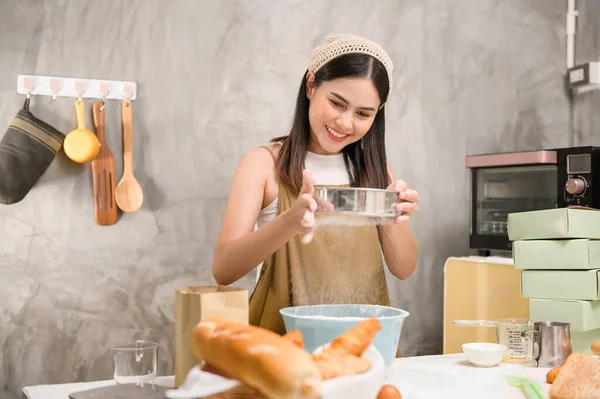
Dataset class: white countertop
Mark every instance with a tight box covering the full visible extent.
[22,354,551,399]
[387,353,550,398]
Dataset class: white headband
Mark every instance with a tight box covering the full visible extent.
[308,34,394,92]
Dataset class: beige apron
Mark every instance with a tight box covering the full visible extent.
[249,147,390,335]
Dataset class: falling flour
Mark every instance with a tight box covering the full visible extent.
[296,315,367,321]
[290,305,392,320]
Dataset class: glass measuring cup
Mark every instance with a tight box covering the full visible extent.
[452,318,534,363]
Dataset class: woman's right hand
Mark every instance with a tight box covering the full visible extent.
[287,169,318,244]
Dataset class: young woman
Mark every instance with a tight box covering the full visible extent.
[212,34,419,335]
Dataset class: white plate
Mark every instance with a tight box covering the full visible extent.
[165,344,385,399]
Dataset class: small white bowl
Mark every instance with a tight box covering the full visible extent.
[462,342,506,367]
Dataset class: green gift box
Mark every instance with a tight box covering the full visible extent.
[529,298,600,332]
[521,270,600,300]
[571,329,600,354]
[508,208,600,241]
[513,239,600,270]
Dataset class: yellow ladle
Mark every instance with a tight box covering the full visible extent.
[64,99,101,163]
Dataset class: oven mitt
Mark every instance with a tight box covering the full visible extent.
[0,98,65,204]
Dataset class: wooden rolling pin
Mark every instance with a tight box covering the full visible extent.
[591,341,600,356]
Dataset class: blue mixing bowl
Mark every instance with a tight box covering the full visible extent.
[279,304,409,369]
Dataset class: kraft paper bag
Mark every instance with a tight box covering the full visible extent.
[174,286,249,387]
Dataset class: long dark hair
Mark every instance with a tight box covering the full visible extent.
[271,53,391,191]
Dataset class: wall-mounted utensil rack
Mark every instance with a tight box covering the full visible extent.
[16,75,137,101]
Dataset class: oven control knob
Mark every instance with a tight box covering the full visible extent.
[566,178,586,195]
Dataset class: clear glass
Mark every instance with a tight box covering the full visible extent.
[452,318,535,363]
[494,318,534,363]
[112,340,158,385]
[475,165,557,235]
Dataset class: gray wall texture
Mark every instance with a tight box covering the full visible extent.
[1,0,599,397]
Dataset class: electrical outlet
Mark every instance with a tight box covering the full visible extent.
[567,62,600,93]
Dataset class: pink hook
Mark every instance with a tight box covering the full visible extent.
[98,83,110,110]
[49,79,60,100]
[122,84,133,100]
[74,81,85,99]
[22,77,34,98]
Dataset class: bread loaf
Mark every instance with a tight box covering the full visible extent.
[548,353,600,399]
[192,317,322,399]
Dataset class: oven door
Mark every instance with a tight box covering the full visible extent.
[467,151,559,251]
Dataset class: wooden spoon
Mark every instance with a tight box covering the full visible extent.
[115,100,143,212]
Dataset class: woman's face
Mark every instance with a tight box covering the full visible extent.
[306,73,381,155]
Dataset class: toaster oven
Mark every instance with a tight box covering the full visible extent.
[466,146,600,253]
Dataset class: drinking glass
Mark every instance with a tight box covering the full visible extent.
[112,340,158,385]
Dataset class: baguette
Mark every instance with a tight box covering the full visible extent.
[326,318,380,356]
[204,384,269,399]
[283,329,304,349]
[313,353,372,380]
[311,318,380,380]
[314,318,381,359]
[192,317,322,399]
[548,353,600,399]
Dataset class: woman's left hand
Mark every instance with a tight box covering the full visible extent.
[387,180,419,223]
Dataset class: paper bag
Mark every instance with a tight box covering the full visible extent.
[174,286,249,387]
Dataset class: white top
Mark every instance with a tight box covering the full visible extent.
[21,354,552,399]
[255,150,349,229]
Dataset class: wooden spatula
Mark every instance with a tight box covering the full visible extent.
[115,100,143,213]
[91,102,118,225]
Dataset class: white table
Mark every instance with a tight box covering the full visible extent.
[386,354,550,398]
[22,354,551,399]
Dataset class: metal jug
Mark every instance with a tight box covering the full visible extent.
[521,321,572,367]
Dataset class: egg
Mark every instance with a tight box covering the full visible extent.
[377,384,402,399]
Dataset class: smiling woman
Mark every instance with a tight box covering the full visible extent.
[212,34,419,336]
[273,50,390,191]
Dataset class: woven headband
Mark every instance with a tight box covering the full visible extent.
[308,34,394,92]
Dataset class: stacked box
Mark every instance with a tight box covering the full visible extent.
[508,208,600,354]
